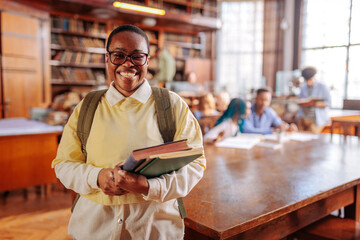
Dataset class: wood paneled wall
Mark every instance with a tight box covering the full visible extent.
[0,1,50,119]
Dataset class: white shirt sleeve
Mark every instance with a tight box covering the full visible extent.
[55,161,102,195]
[204,119,238,142]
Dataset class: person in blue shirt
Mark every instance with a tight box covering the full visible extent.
[296,66,331,133]
[243,88,297,135]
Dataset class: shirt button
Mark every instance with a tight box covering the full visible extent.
[118,218,123,224]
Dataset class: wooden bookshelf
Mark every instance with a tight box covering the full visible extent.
[50,14,107,88]
[160,0,218,18]
[49,0,217,92]
[0,0,219,119]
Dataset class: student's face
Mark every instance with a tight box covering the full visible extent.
[306,78,314,87]
[106,31,149,97]
[255,92,272,112]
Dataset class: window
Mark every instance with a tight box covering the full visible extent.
[301,0,360,108]
[217,0,264,98]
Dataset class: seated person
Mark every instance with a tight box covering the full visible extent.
[193,92,219,120]
[296,66,331,133]
[215,90,231,113]
[204,98,251,143]
[243,88,297,134]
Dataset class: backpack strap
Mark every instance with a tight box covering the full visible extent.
[71,89,107,213]
[151,87,175,143]
[151,86,187,219]
[77,89,107,159]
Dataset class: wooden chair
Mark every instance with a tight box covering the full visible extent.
[296,215,360,240]
[343,99,360,110]
[331,116,360,140]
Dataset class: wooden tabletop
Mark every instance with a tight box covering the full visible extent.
[184,134,360,239]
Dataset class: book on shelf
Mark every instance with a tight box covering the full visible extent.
[52,50,63,61]
[62,17,70,30]
[73,52,83,64]
[90,53,105,63]
[51,66,62,81]
[81,53,91,64]
[51,16,106,35]
[150,45,158,57]
[60,50,74,63]
[51,16,61,29]
[85,69,96,80]
[122,139,203,178]
[145,31,157,42]
[93,71,106,84]
[51,33,61,45]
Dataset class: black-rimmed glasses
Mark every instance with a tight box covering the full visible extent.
[108,52,149,66]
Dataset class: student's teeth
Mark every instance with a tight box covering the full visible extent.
[120,72,136,77]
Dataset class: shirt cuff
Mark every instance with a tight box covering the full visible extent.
[142,178,161,201]
[87,167,103,190]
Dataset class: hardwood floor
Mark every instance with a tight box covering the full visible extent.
[0,183,73,240]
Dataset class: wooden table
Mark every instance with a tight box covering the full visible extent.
[0,119,62,193]
[183,135,360,239]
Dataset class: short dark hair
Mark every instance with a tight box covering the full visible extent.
[106,24,150,54]
[301,66,317,81]
[256,87,271,96]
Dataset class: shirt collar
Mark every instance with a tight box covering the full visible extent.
[252,103,270,115]
[105,80,152,106]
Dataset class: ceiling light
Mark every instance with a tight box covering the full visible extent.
[113,2,166,16]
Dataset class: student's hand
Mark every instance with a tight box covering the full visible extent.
[288,123,298,132]
[278,123,289,131]
[113,164,150,196]
[213,131,225,143]
[98,168,128,196]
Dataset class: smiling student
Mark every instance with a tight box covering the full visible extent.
[52,24,205,240]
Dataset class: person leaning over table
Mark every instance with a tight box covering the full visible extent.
[204,98,251,143]
[242,88,298,135]
[296,66,331,133]
[51,24,206,240]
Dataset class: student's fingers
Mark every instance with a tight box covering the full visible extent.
[98,168,114,190]
[114,162,124,170]
[113,169,149,195]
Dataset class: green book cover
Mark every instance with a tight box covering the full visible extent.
[138,151,203,178]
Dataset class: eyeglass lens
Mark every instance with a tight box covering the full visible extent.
[110,52,147,66]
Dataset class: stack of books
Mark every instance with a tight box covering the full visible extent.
[122,139,203,178]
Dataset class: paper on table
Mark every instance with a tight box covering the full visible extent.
[215,135,262,149]
[256,141,282,150]
[289,132,319,142]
